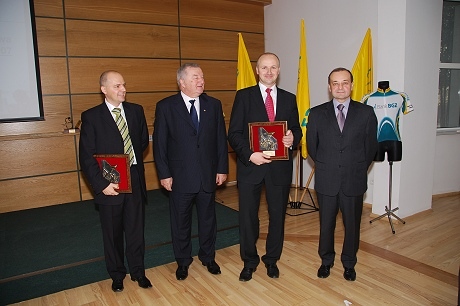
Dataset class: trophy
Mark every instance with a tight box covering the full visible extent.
[63,117,81,134]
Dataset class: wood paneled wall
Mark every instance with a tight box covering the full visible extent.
[0,0,268,213]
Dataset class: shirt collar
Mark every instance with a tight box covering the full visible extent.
[105,100,124,112]
[259,82,277,95]
[333,98,350,110]
[181,92,199,104]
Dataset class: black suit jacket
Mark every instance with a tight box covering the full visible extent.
[307,100,378,197]
[228,85,302,185]
[153,92,228,193]
[79,102,149,204]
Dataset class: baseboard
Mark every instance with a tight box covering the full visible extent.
[432,191,460,200]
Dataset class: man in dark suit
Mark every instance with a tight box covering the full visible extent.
[153,63,228,281]
[79,70,152,292]
[228,53,302,282]
[307,67,378,281]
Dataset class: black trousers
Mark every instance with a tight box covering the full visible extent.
[98,165,146,280]
[317,190,363,269]
[169,188,217,266]
[238,171,289,269]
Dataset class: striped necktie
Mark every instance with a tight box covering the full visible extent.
[112,108,134,166]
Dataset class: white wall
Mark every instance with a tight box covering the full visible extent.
[433,134,460,194]
[265,0,448,217]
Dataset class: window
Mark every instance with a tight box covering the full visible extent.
[438,0,460,133]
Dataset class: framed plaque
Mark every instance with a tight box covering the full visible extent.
[248,121,288,160]
[94,154,132,193]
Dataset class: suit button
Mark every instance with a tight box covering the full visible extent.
[340,150,343,153]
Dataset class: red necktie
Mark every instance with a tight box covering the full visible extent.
[265,88,275,122]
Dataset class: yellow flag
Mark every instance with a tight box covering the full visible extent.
[296,20,310,159]
[237,33,256,90]
[351,28,373,102]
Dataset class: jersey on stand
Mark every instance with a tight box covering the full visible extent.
[362,88,413,142]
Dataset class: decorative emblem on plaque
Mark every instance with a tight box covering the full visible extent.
[101,160,120,183]
[258,127,278,152]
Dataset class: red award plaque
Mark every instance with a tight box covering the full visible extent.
[248,121,288,160]
[94,154,132,193]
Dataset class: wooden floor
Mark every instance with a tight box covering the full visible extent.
[15,186,459,306]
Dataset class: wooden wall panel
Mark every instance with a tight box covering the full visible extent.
[34,0,63,17]
[39,57,69,95]
[193,61,237,91]
[181,28,264,61]
[35,18,66,56]
[0,96,71,136]
[0,173,81,213]
[79,172,94,201]
[1,0,265,212]
[66,20,179,58]
[68,58,180,94]
[0,136,77,180]
[64,0,178,25]
[180,0,264,33]
[127,92,178,126]
[227,0,272,5]
[145,162,160,190]
[204,91,238,127]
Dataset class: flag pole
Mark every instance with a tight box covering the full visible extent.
[286,19,318,216]
[294,148,300,202]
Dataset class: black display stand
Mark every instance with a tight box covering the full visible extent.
[369,161,406,234]
[287,185,318,216]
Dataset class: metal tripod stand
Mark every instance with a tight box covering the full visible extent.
[369,161,406,234]
[286,150,318,216]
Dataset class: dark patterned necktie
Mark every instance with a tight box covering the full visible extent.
[112,108,134,165]
[337,104,345,132]
[189,99,199,130]
[265,88,275,122]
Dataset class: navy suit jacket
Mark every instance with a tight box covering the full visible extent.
[79,102,149,205]
[228,85,302,186]
[153,92,228,193]
[307,100,378,197]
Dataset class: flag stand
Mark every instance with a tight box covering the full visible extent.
[286,148,318,216]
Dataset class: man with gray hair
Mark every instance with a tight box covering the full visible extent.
[153,63,229,281]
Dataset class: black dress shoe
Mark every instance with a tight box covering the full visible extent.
[111,279,124,292]
[265,263,279,278]
[343,267,356,281]
[239,267,256,282]
[317,264,334,278]
[131,275,152,288]
[202,260,221,275]
[176,266,189,280]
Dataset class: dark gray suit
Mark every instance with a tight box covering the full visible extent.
[307,99,377,268]
[153,92,228,266]
[79,101,149,280]
[228,84,302,268]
